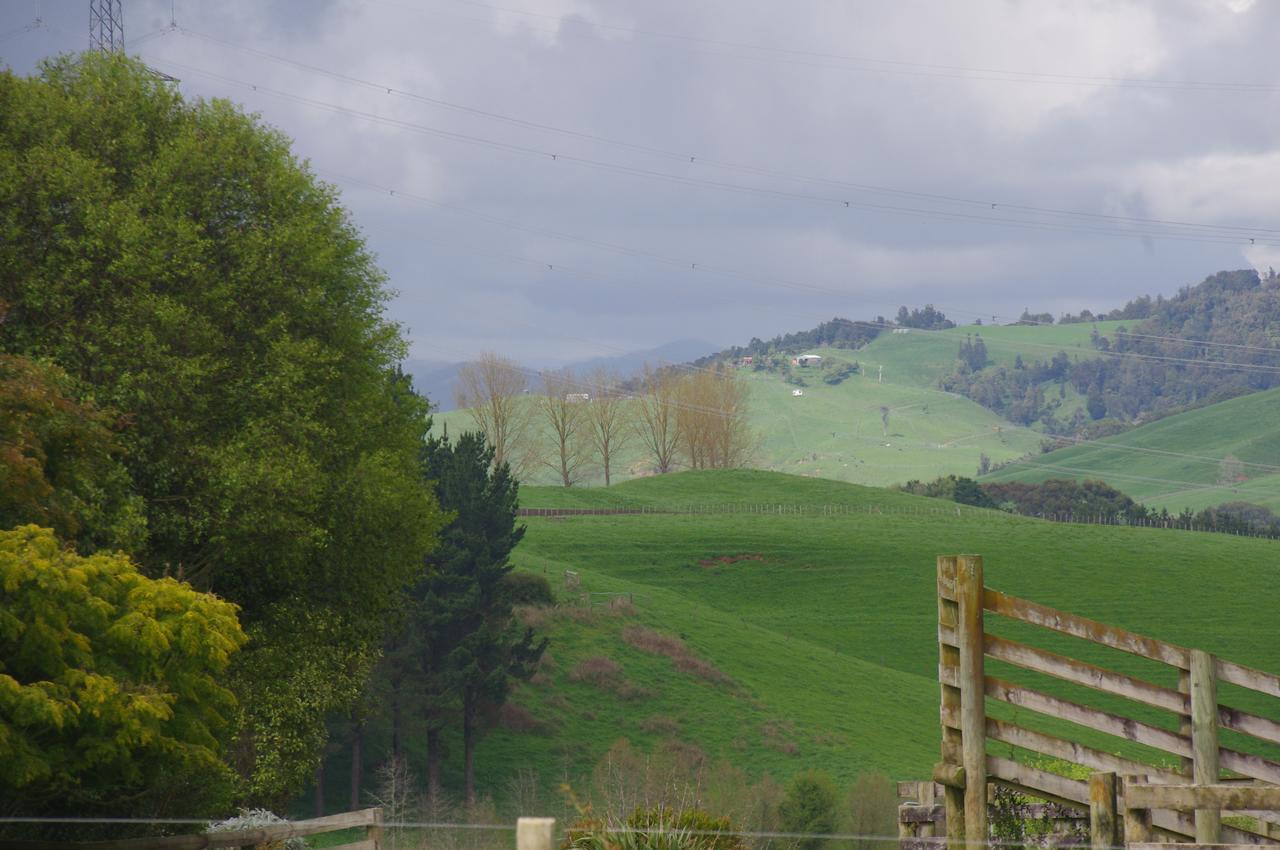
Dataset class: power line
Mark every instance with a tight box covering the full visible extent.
[139,54,1280,251]
[330,174,1280,377]
[169,26,1280,243]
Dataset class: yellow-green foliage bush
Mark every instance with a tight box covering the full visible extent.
[0,526,247,813]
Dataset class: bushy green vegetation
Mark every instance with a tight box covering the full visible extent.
[0,53,450,814]
[0,526,247,814]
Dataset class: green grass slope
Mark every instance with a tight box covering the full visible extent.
[850,321,1126,389]
[983,387,1280,512]
[743,353,1041,486]
[450,471,1280,812]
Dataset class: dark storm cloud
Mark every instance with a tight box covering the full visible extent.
[2,0,1276,364]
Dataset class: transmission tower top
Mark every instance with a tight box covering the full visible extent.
[89,0,124,52]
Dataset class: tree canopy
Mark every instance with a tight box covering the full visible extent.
[0,53,446,803]
[0,525,247,814]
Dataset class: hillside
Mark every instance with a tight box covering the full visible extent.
[982,387,1280,512]
[855,320,1127,388]
[350,471,1280,816]
[434,320,1127,488]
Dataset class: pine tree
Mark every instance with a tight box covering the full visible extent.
[411,432,547,804]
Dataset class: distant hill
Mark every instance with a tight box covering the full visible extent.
[562,338,719,378]
[401,358,465,411]
[943,270,1280,433]
[982,386,1280,513]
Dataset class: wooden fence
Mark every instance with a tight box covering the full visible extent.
[931,554,1280,850]
[0,809,383,850]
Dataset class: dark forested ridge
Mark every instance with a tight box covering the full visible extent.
[943,269,1280,433]
[694,305,957,367]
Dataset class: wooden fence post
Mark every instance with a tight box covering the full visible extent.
[1088,772,1118,850]
[957,554,987,847]
[368,807,384,850]
[1189,649,1221,844]
[517,818,556,850]
[937,556,965,850]
[918,780,939,839]
[1121,776,1151,846]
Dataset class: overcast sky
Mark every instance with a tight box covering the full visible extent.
[3,0,1279,366]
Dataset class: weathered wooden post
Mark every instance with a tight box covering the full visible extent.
[517,818,556,850]
[1189,649,1221,844]
[957,555,987,847]
[1088,772,1118,850]
[368,807,384,850]
[1121,775,1151,847]
[937,556,965,850]
[918,780,939,839]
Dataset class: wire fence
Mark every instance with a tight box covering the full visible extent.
[0,818,1112,849]
[519,502,1280,539]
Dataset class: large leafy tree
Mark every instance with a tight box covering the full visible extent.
[0,354,145,553]
[410,431,546,804]
[0,54,446,802]
[0,525,247,816]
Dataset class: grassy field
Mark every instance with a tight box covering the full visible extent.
[743,353,1041,487]
[848,320,1127,388]
[368,469,1280,818]
[983,387,1280,512]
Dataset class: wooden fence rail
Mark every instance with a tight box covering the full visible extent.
[0,815,560,850]
[931,554,1280,850]
[0,810,384,850]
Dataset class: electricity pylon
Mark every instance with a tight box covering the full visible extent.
[89,0,125,52]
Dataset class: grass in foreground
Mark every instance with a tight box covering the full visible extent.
[417,471,1280,814]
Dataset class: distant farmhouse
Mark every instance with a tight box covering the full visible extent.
[792,354,823,367]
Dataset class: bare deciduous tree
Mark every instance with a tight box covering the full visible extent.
[879,405,890,437]
[454,352,533,473]
[585,368,633,486]
[634,364,681,474]
[676,365,757,469]
[536,369,591,487]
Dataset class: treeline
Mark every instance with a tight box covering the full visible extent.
[943,270,1280,432]
[0,54,541,826]
[696,304,956,366]
[454,354,758,485]
[898,476,1280,538]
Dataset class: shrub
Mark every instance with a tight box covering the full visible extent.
[639,715,680,735]
[497,702,545,734]
[779,770,838,850]
[570,655,624,684]
[505,571,556,605]
[564,806,748,850]
[207,811,305,850]
[622,625,732,686]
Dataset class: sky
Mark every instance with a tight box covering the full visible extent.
[3,0,1279,367]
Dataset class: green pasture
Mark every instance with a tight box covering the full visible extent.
[435,471,1280,814]
[984,387,1280,512]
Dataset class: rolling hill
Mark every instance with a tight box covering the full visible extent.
[432,320,1128,489]
[982,386,1280,512]
[337,471,1280,818]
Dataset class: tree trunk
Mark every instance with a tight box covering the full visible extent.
[463,692,476,806]
[350,721,363,810]
[314,760,325,817]
[391,672,402,759]
[426,724,443,803]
